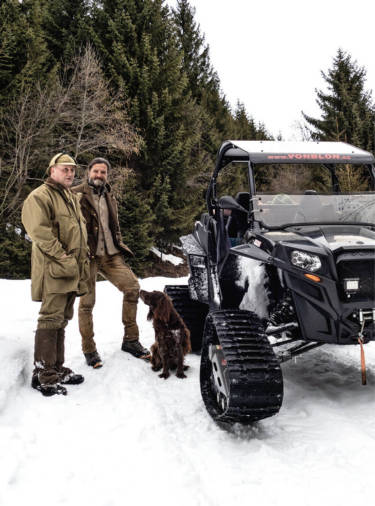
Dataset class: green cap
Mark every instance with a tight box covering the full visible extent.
[47,153,76,174]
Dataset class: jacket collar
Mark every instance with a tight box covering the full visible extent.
[45,177,80,216]
[88,179,111,196]
[45,177,71,201]
[80,180,112,210]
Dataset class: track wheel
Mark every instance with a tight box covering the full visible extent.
[200,310,284,429]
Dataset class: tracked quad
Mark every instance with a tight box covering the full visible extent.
[165,141,375,428]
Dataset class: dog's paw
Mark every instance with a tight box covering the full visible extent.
[176,372,187,379]
[183,365,189,371]
[152,365,162,372]
[159,372,170,379]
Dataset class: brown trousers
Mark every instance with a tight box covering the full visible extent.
[78,253,140,354]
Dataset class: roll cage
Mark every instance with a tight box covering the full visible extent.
[206,141,375,223]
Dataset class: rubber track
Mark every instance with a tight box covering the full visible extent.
[164,285,209,352]
[200,310,283,426]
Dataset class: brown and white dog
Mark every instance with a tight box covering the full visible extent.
[139,290,191,379]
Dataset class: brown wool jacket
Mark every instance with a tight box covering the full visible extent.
[71,181,133,259]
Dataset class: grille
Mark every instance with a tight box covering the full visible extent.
[336,251,375,302]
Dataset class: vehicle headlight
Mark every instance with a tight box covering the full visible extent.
[291,250,321,272]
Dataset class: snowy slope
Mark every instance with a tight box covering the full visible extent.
[1,276,375,506]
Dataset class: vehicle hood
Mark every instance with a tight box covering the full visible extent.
[265,225,375,252]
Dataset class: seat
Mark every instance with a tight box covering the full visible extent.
[226,192,250,238]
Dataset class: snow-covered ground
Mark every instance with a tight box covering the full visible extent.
[1,275,375,506]
[150,246,184,266]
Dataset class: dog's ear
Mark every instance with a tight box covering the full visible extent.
[155,293,173,323]
[147,307,153,321]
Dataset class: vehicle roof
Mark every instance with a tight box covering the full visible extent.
[220,140,375,164]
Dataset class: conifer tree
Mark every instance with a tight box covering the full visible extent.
[0,0,51,108]
[0,227,31,279]
[303,49,375,152]
[233,101,271,140]
[150,174,173,248]
[172,0,216,102]
[42,0,92,65]
[172,0,235,150]
[91,0,204,245]
[232,102,272,189]
[115,171,154,275]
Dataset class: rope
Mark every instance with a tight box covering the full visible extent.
[358,320,367,386]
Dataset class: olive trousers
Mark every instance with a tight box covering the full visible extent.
[78,253,140,354]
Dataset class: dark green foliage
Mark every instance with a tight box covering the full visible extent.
[90,0,210,245]
[233,101,272,141]
[0,225,31,279]
[116,173,154,276]
[173,0,234,152]
[233,101,273,190]
[42,0,92,66]
[303,49,375,151]
[1,0,274,278]
[173,0,216,102]
[0,0,52,108]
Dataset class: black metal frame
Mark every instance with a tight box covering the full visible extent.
[197,141,375,349]
[206,142,375,218]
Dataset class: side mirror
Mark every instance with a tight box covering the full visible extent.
[218,195,248,213]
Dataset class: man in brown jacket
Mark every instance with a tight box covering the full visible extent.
[72,157,150,368]
[22,153,90,396]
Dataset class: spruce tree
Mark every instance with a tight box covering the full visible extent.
[115,172,154,275]
[0,0,52,108]
[172,0,235,151]
[233,101,271,141]
[91,0,204,246]
[0,226,31,279]
[172,0,216,102]
[42,0,93,67]
[303,49,375,152]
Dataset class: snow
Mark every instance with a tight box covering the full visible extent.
[238,256,269,318]
[1,275,375,506]
[150,246,183,266]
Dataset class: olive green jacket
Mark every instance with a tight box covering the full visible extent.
[22,178,90,301]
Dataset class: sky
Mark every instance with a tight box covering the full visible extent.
[167,0,375,140]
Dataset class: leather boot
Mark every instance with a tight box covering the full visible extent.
[33,328,67,396]
[121,339,150,361]
[56,328,84,385]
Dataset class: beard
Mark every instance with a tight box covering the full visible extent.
[89,177,105,187]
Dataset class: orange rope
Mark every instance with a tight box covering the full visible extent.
[358,337,367,386]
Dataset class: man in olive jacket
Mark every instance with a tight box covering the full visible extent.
[22,153,90,396]
[72,157,150,368]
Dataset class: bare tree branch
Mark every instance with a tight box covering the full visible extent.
[0,45,141,223]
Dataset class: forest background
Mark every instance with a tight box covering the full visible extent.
[1,0,375,278]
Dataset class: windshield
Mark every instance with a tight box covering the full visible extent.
[253,193,375,227]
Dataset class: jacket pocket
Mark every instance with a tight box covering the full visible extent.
[49,256,78,279]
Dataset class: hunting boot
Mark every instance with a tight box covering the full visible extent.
[56,328,84,385]
[121,292,150,361]
[32,328,67,396]
[84,351,103,368]
[121,339,150,360]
